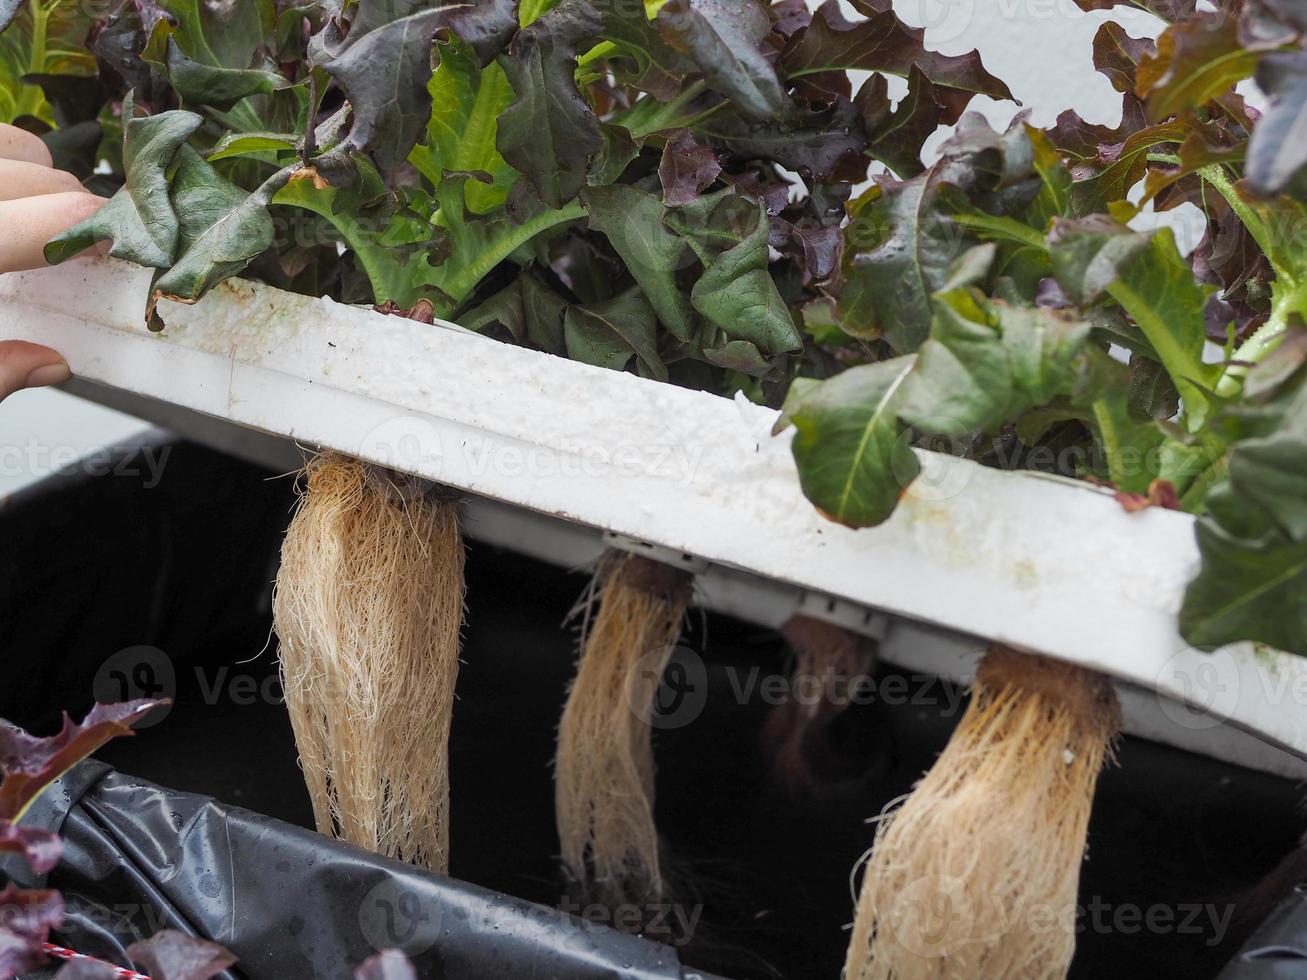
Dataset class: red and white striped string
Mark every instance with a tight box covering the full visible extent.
[43,941,152,979]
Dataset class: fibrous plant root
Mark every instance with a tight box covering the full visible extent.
[845,644,1121,980]
[274,452,465,873]
[555,551,693,917]
[763,615,875,798]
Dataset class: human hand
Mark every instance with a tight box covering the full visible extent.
[0,123,106,400]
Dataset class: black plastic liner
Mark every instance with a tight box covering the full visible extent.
[1220,883,1307,978]
[4,760,721,980]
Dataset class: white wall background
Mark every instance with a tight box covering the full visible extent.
[0,389,145,497]
[0,0,1172,497]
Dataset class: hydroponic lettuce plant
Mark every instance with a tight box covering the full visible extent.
[3,0,1303,655]
[779,0,1307,656]
[7,0,1010,382]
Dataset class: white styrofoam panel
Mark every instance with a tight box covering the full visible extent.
[20,384,1301,778]
[1,257,1304,780]
[0,388,151,498]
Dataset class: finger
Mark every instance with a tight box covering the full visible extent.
[0,123,53,168]
[0,159,84,201]
[0,192,106,274]
[0,341,70,401]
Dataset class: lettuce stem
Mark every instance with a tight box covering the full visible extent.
[620,80,708,137]
[1142,159,1304,396]
[14,0,50,119]
[1197,163,1287,280]
[439,200,586,307]
[1090,400,1129,489]
[518,0,559,27]
[1216,281,1307,396]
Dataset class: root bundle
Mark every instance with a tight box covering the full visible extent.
[274,453,465,873]
[763,615,875,799]
[555,552,693,916]
[845,645,1120,980]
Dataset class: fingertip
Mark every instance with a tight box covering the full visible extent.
[0,159,88,201]
[62,190,109,221]
[0,340,69,401]
[23,361,72,388]
[34,191,107,238]
[55,168,89,194]
[61,194,111,256]
[0,123,54,168]
[0,192,108,274]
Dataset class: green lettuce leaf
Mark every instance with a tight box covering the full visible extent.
[839,173,967,352]
[1182,496,1307,654]
[564,287,666,379]
[309,0,519,169]
[149,148,294,327]
[1049,217,1220,427]
[670,191,803,355]
[582,183,698,341]
[45,105,202,268]
[899,290,1090,436]
[410,35,517,213]
[782,356,919,528]
[1182,349,1307,653]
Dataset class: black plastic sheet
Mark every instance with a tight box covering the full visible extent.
[1220,884,1307,979]
[4,762,723,980]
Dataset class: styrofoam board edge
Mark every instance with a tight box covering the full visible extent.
[55,377,1307,780]
[3,258,1305,773]
[467,497,1307,780]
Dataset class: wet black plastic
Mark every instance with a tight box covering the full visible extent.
[4,760,722,980]
[1220,885,1307,979]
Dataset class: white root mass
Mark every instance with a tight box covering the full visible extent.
[555,552,693,916]
[845,645,1120,980]
[763,614,876,798]
[275,453,465,873]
